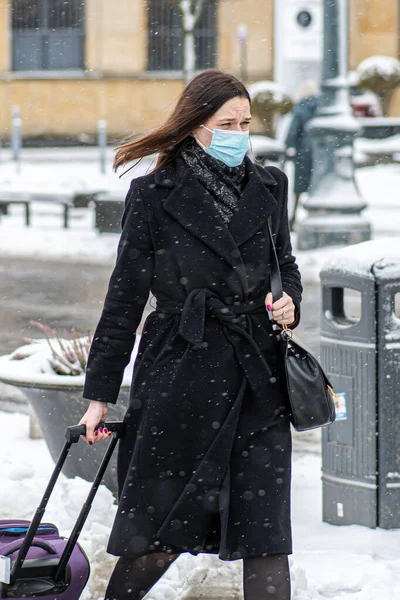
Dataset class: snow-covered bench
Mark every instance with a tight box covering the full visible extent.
[0,190,99,228]
[248,134,286,167]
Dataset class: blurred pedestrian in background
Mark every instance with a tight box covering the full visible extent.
[285,80,320,231]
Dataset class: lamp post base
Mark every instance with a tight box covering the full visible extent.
[296,214,371,250]
[297,112,371,250]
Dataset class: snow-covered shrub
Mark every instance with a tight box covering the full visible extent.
[248,81,294,138]
[356,56,400,116]
[12,322,92,375]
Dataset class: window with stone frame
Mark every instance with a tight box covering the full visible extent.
[11,0,85,71]
[147,0,217,71]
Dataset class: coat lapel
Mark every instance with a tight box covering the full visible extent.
[157,157,279,269]
[159,160,243,272]
[228,158,279,247]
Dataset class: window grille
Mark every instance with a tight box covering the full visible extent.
[11,0,85,71]
[148,0,217,71]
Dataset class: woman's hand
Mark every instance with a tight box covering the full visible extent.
[265,291,296,326]
[79,400,110,445]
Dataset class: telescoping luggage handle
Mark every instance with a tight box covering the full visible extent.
[9,421,125,585]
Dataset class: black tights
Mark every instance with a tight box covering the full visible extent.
[105,552,290,600]
[105,553,179,600]
[243,554,291,599]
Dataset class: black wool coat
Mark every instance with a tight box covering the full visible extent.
[83,156,303,561]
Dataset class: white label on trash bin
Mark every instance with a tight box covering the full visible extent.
[0,555,11,584]
[334,392,347,421]
[337,502,344,518]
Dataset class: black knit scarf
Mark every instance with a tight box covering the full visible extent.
[181,139,247,224]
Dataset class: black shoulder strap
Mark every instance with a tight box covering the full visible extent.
[267,217,283,301]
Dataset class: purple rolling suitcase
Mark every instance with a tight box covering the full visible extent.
[0,422,124,600]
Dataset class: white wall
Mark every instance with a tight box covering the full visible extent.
[274,0,323,93]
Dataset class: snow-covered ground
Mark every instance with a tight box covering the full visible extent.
[0,148,399,277]
[1,411,399,600]
[0,148,154,266]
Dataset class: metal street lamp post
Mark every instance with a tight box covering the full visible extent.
[296,0,371,250]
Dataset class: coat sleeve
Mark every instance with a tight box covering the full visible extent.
[269,167,303,327]
[83,181,154,404]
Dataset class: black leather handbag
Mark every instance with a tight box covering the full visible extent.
[268,218,337,432]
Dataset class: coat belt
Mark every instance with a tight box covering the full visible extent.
[156,288,274,390]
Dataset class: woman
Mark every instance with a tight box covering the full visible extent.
[80,69,302,600]
[284,79,319,231]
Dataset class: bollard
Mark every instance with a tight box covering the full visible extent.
[98,119,107,175]
[236,23,248,83]
[29,405,43,440]
[320,239,400,529]
[11,105,22,169]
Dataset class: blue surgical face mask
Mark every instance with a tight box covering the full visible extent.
[196,125,249,167]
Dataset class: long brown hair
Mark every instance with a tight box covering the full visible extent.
[114,69,251,171]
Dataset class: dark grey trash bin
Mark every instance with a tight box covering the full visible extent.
[320,240,400,529]
[94,193,124,233]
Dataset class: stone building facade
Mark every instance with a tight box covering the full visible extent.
[0,0,398,140]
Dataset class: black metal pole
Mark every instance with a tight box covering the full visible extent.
[54,435,119,582]
[321,0,339,108]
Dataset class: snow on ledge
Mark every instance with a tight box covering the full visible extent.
[357,55,400,78]
[247,80,291,103]
[309,114,360,133]
[321,239,400,279]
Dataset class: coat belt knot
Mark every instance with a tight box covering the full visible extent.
[158,288,266,346]
[157,289,274,392]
